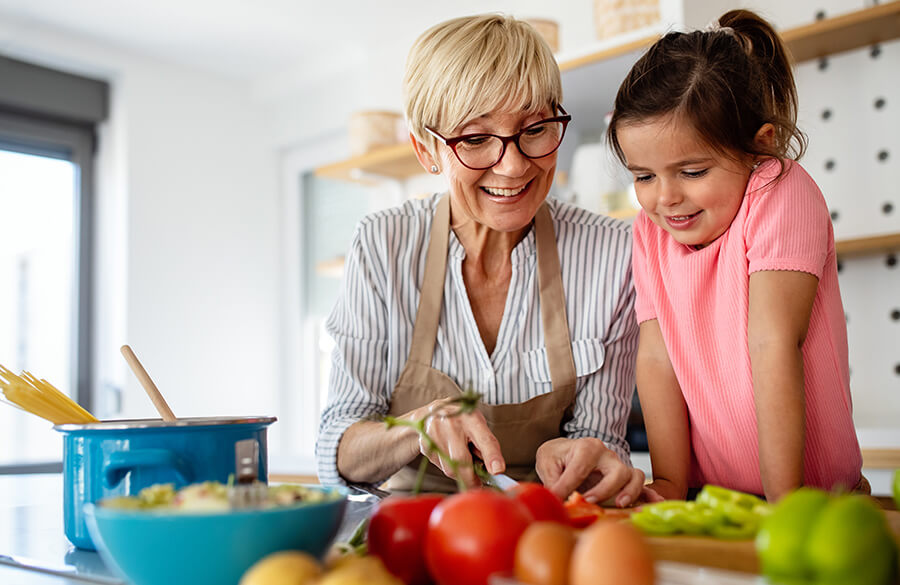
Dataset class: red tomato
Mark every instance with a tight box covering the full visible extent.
[368,494,444,585]
[507,482,568,524]
[425,489,532,585]
[564,491,605,528]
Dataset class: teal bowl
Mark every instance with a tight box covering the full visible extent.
[84,486,347,585]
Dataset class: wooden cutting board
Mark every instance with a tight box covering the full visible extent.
[645,509,900,574]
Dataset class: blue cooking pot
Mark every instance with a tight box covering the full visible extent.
[54,416,276,550]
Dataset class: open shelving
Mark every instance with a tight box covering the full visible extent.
[312,3,900,258]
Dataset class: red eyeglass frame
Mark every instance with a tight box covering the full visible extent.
[424,105,571,170]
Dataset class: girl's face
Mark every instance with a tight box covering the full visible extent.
[430,108,558,234]
[616,113,753,249]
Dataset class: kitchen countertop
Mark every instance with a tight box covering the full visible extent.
[10,473,891,585]
[0,473,379,584]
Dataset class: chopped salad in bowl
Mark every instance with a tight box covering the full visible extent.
[100,480,338,512]
[85,480,347,585]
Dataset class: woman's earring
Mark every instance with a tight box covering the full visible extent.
[430,165,439,174]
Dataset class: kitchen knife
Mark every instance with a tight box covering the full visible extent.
[486,472,519,490]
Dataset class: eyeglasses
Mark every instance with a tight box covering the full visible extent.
[425,106,571,170]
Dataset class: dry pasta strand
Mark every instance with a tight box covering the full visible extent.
[0,364,98,424]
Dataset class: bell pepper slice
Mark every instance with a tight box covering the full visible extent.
[563,491,605,528]
[631,485,769,540]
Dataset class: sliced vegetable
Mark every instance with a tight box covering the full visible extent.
[563,492,605,528]
[631,485,768,540]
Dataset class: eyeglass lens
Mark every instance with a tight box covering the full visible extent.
[455,121,565,169]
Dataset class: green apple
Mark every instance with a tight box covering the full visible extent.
[804,494,897,585]
[893,469,899,511]
[755,488,830,580]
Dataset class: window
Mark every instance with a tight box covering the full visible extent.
[0,56,107,473]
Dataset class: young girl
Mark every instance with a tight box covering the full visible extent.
[607,9,865,501]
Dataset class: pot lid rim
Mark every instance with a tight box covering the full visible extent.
[53,415,277,432]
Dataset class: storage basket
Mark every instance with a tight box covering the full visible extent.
[348,110,407,156]
[524,18,560,53]
[594,0,660,41]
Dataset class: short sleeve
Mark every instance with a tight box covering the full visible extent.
[744,161,831,278]
[631,213,657,323]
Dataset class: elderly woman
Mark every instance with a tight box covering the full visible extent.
[316,14,642,506]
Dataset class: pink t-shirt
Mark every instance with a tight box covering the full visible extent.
[632,159,862,495]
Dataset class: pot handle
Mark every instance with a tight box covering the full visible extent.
[103,449,195,488]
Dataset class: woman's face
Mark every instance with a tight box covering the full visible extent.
[435,107,558,234]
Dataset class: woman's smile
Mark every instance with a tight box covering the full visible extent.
[481,179,533,201]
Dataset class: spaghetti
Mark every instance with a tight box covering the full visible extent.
[0,364,98,424]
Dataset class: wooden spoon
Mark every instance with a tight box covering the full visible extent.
[120,345,177,422]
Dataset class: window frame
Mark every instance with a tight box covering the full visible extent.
[0,112,96,474]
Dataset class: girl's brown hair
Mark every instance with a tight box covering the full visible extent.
[607,9,806,169]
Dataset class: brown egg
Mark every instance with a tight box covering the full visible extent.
[514,521,577,585]
[569,519,656,585]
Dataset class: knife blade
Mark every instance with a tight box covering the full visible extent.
[486,472,519,491]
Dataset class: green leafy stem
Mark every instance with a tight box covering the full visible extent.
[382,388,499,494]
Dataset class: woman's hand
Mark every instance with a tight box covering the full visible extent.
[420,398,506,488]
[536,437,645,507]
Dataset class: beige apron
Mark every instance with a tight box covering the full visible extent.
[385,195,578,492]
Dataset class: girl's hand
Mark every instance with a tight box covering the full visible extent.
[535,437,645,507]
[640,479,682,502]
[419,398,505,488]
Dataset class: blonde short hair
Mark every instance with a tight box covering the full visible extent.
[403,14,562,157]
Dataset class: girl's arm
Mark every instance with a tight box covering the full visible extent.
[636,319,691,500]
[748,270,818,501]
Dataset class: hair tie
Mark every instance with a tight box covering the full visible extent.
[703,20,735,36]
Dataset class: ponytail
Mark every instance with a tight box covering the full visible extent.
[608,9,806,168]
[719,10,806,159]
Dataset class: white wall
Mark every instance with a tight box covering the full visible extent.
[0,17,282,443]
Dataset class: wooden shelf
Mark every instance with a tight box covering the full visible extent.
[315,4,900,184]
[782,1,900,63]
[835,232,900,258]
[314,142,422,184]
[861,447,900,470]
[557,32,660,72]
[315,256,345,278]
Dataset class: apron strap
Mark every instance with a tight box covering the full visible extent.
[406,196,576,393]
[406,195,450,365]
[533,203,577,392]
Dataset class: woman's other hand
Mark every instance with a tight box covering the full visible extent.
[421,398,505,488]
[536,437,645,507]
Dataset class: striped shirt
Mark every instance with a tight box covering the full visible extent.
[316,194,638,485]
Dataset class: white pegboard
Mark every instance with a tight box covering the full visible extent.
[713,1,900,430]
[792,37,900,429]
[795,39,900,240]
[838,255,900,428]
